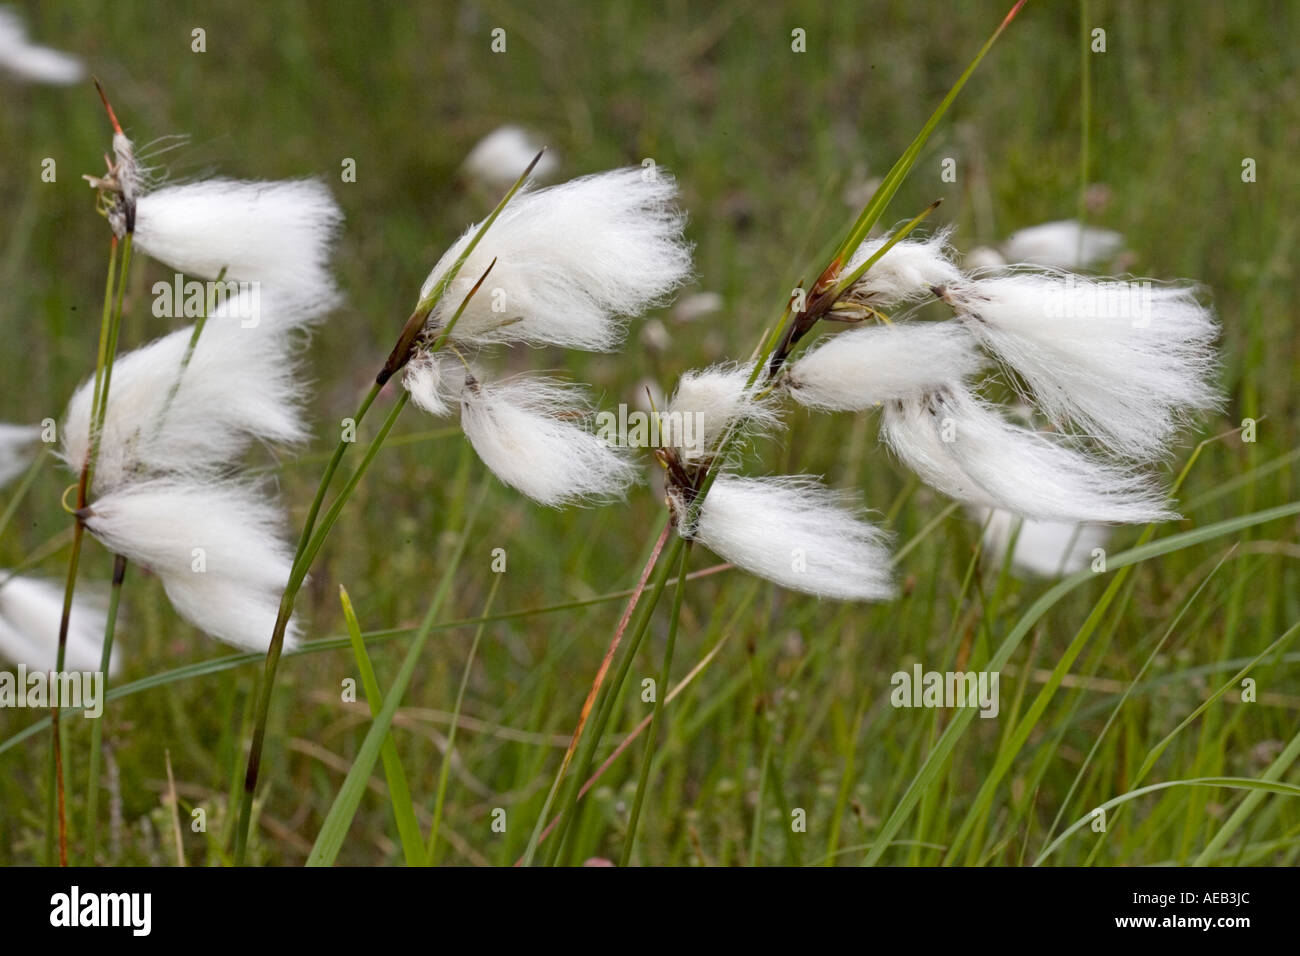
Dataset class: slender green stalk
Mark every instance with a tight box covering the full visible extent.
[86,269,225,857]
[520,517,673,865]
[234,202,510,863]
[0,448,47,543]
[619,541,691,866]
[85,554,126,862]
[340,584,425,866]
[46,521,82,865]
[427,572,502,864]
[86,235,134,497]
[543,535,686,866]
[87,237,119,425]
[534,4,1029,864]
[305,481,488,867]
[234,389,409,863]
[48,231,133,865]
[1077,0,1091,263]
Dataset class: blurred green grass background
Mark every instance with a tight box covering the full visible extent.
[1,0,1297,865]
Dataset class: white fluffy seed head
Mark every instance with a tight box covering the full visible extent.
[420,167,692,350]
[132,178,343,310]
[1001,220,1123,269]
[403,351,458,418]
[951,273,1222,460]
[0,574,118,674]
[964,245,1007,271]
[0,8,84,85]
[971,507,1109,578]
[78,480,299,651]
[787,321,984,411]
[844,228,964,306]
[0,422,40,489]
[679,475,894,602]
[880,394,1001,509]
[883,385,1176,524]
[665,363,781,463]
[459,376,637,507]
[462,126,559,190]
[60,307,307,494]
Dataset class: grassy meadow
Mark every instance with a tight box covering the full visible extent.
[1,0,1297,866]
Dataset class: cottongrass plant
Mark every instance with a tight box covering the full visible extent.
[42,85,343,864]
[233,154,692,861]
[19,1,1237,868]
[523,0,1220,866]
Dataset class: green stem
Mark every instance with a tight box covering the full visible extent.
[49,231,132,865]
[86,234,133,497]
[427,572,502,864]
[233,388,406,864]
[1077,0,1091,263]
[85,554,126,862]
[87,238,119,425]
[544,535,685,866]
[619,541,691,866]
[86,272,222,856]
[305,481,488,867]
[233,245,507,864]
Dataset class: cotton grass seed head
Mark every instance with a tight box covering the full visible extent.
[675,474,894,602]
[664,362,782,464]
[77,480,300,652]
[131,178,344,309]
[420,167,692,350]
[786,321,985,411]
[60,303,309,494]
[882,385,1175,524]
[947,272,1222,461]
[0,7,84,85]
[0,573,118,675]
[463,125,559,190]
[459,375,638,507]
[1001,219,1123,269]
[839,227,964,309]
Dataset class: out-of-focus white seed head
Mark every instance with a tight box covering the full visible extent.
[0,8,84,85]
[0,574,119,674]
[1001,219,1123,269]
[462,125,559,190]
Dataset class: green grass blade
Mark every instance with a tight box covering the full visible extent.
[426,572,502,865]
[305,481,487,867]
[340,584,426,867]
[830,1,1028,266]
[862,500,1300,866]
[1195,725,1300,864]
